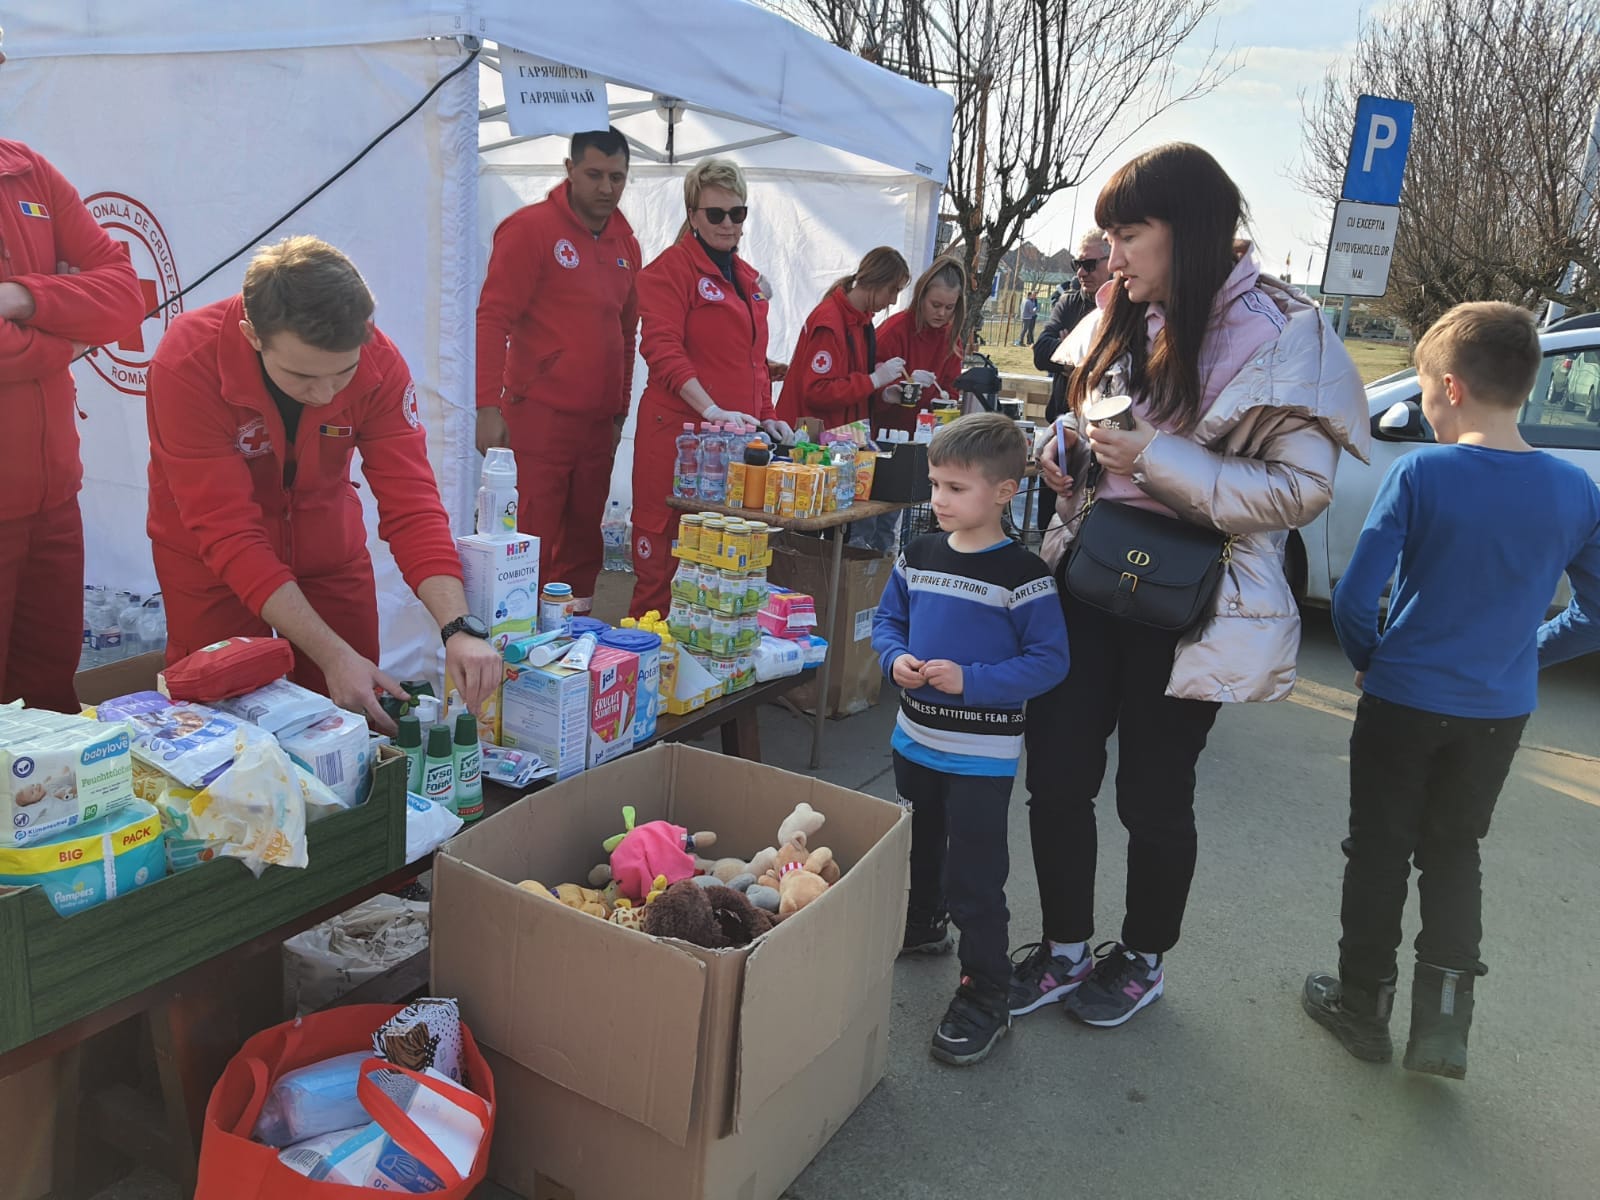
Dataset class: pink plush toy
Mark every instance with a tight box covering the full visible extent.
[600,806,719,904]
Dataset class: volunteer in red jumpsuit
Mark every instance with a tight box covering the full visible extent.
[871,256,968,437]
[0,125,144,711]
[775,246,910,429]
[146,237,503,730]
[475,128,641,616]
[629,158,793,618]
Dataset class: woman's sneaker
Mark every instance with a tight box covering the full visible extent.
[931,975,1011,1066]
[900,914,955,956]
[1008,941,1094,1016]
[1064,942,1165,1027]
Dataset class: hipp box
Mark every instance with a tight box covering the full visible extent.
[457,533,541,651]
[586,647,638,768]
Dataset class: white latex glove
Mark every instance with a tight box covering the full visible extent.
[910,369,938,387]
[868,357,908,389]
[704,405,760,433]
[761,418,794,443]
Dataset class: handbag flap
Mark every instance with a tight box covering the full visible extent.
[1073,501,1225,588]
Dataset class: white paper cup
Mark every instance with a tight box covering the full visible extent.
[1084,395,1134,430]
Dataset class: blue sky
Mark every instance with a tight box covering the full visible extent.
[1026,0,1371,288]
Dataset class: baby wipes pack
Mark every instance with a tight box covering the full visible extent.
[0,800,166,915]
[279,708,371,809]
[0,702,137,848]
[106,695,254,788]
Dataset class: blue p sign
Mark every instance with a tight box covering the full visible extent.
[1342,95,1414,206]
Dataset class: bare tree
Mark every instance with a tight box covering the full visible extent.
[1299,0,1600,333]
[765,0,1234,337]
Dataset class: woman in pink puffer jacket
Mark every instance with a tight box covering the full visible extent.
[1006,144,1370,1032]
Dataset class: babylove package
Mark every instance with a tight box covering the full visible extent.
[0,702,137,848]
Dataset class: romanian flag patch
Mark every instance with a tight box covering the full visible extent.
[617,257,631,269]
[318,423,353,438]
[17,201,49,218]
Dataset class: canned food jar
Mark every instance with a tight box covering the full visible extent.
[737,611,760,650]
[745,566,768,610]
[708,653,738,695]
[678,513,704,552]
[747,521,770,560]
[733,649,756,691]
[724,520,753,564]
[710,611,738,656]
[702,517,727,559]
[719,569,746,615]
[690,604,713,651]
[668,597,693,643]
[538,582,574,634]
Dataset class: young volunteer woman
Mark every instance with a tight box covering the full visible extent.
[1008,143,1369,1028]
[629,158,792,617]
[776,247,911,429]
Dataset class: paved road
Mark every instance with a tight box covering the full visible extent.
[767,609,1599,1200]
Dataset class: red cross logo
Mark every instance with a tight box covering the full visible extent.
[554,239,581,270]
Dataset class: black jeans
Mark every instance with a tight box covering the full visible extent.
[1024,593,1221,953]
[1338,693,1528,985]
[894,751,1013,992]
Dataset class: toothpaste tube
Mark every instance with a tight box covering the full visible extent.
[558,632,599,671]
[503,629,569,664]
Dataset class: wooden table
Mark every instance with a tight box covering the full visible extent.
[667,496,910,768]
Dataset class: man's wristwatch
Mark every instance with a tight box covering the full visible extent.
[440,614,490,646]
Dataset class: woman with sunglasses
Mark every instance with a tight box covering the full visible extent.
[1009,143,1368,1031]
[776,246,911,430]
[629,158,792,618]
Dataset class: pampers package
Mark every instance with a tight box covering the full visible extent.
[458,532,541,651]
[0,800,166,915]
[0,702,136,847]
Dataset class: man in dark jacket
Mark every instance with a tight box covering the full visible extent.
[1033,229,1111,424]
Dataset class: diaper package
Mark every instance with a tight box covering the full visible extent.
[253,1051,374,1148]
[277,1066,486,1190]
[279,709,371,810]
[0,702,137,847]
[106,694,258,789]
[213,679,335,736]
[154,732,313,876]
[0,800,166,915]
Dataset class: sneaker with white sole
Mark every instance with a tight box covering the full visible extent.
[1064,942,1165,1027]
[931,975,1011,1066]
[1007,941,1094,1016]
[900,915,956,956]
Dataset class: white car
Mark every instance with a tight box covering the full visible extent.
[1294,315,1600,606]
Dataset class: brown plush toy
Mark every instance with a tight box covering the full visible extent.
[644,880,779,949]
[776,846,835,917]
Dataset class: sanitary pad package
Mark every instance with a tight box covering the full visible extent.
[0,800,166,915]
[253,1051,374,1148]
[213,679,335,736]
[0,701,136,847]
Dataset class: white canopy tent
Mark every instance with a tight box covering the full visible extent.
[1,2,952,681]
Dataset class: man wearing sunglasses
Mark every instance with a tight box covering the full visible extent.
[475,126,641,618]
[1033,229,1111,426]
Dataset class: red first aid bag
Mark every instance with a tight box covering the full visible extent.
[195,1004,496,1200]
[163,636,297,703]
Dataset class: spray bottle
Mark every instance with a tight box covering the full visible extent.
[452,711,484,822]
[475,446,519,537]
[396,714,425,794]
[423,724,457,815]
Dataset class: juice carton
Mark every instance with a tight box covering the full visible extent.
[587,646,639,768]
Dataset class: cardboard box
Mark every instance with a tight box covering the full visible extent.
[585,646,637,768]
[767,539,893,718]
[431,745,910,1200]
[458,533,542,651]
[500,661,588,781]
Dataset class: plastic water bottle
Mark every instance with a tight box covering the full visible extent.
[602,500,631,571]
[118,593,147,657]
[88,591,124,663]
[139,596,167,654]
[698,423,728,504]
[673,423,700,500]
[831,440,857,510]
[80,586,101,669]
[475,446,519,537]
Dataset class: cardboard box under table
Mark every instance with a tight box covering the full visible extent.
[431,743,911,1200]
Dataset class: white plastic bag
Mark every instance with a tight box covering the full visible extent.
[405,791,464,864]
[282,895,431,1015]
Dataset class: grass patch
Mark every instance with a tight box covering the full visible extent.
[977,335,1412,385]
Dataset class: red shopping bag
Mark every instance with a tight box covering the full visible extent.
[195,1003,496,1199]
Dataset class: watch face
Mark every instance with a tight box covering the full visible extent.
[464,615,489,637]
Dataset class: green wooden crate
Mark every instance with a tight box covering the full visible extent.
[0,750,407,1055]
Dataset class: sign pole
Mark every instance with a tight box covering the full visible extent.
[1336,296,1352,340]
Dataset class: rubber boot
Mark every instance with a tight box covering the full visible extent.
[1302,970,1395,1063]
[1403,962,1475,1080]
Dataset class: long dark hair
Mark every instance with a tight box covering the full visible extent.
[1068,143,1247,432]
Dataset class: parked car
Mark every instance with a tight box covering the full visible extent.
[1293,320,1600,607]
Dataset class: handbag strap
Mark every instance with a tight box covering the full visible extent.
[355,1057,492,1187]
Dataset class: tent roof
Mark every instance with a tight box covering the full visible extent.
[7,0,953,183]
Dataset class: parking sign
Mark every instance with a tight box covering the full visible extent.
[1342,95,1414,206]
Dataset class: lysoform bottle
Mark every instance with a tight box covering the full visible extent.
[423,724,457,815]
[452,712,484,822]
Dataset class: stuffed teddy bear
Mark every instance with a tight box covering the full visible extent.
[644,880,778,949]
[777,801,824,848]
[776,846,835,917]
[552,882,609,918]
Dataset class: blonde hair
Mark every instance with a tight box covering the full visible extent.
[242,236,374,351]
[1415,301,1541,408]
[829,245,911,303]
[910,256,968,357]
[678,158,749,241]
[928,412,1026,484]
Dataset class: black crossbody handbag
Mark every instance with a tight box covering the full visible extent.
[1063,461,1236,633]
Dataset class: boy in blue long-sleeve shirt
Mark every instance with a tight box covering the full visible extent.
[872,413,1070,1066]
[1306,302,1600,1080]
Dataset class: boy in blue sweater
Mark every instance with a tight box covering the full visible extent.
[872,413,1070,1066]
[1305,302,1600,1079]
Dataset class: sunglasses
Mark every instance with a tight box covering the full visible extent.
[1072,256,1107,272]
[697,206,748,225]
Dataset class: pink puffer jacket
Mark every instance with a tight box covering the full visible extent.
[1043,271,1369,702]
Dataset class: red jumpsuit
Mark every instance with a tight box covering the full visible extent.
[0,140,144,711]
[871,310,964,436]
[146,297,464,696]
[476,183,640,606]
[775,287,877,429]
[630,234,775,618]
